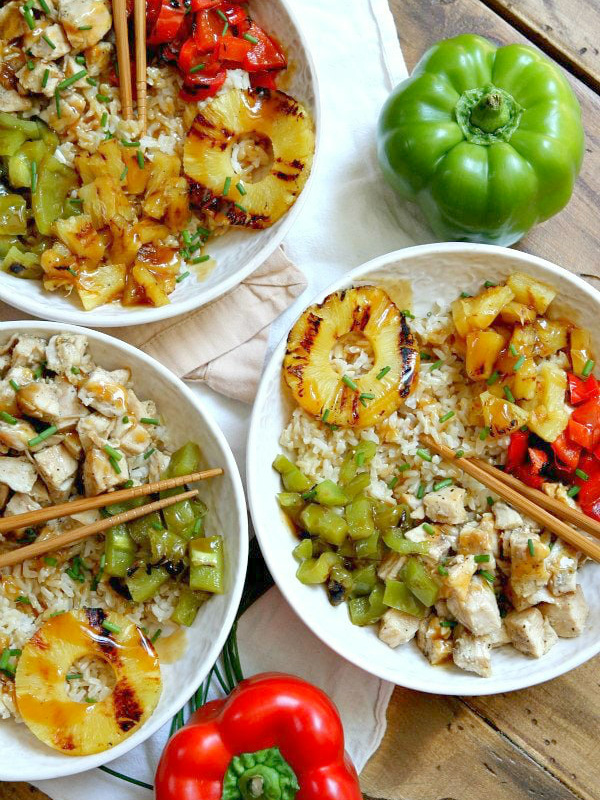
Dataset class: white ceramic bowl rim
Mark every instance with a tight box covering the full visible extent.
[248,241,600,697]
[0,320,248,780]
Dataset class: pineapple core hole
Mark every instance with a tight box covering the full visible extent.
[330,333,375,379]
[65,656,116,704]
[230,132,274,183]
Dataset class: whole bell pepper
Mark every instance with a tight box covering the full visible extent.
[377,34,584,246]
[155,672,362,800]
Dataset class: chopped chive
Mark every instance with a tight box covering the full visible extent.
[582,359,595,378]
[398,463,411,472]
[223,176,231,195]
[322,409,330,423]
[71,366,80,374]
[422,522,435,536]
[416,448,432,462]
[102,620,121,634]
[527,538,535,556]
[479,427,489,441]
[387,476,398,489]
[28,425,57,447]
[84,696,97,704]
[97,93,111,102]
[216,8,228,20]
[234,182,246,198]
[234,202,247,212]
[141,417,159,426]
[121,139,140,148]
[567,485,580,498]
[0,411,17,425]
[120,165,128,181]
[44,556,57,566]
[103,444,122,461]
[78,24,93,29]
[439,619,456,627]
[191,255,210,264]
[419,351,431,361]
[9,379,19,392]
[503,385,515,403]
[575,468,589,481]
[455,449,464,458]
[57,69,87,91]
[38,0,50,12]
[54,88,61,118]
[433,478,453,491]
[513,354,526,372]
[342,375,358,391]
[479,569,495,583]
[176,271,190,283]
[509,343,518,356]
[376,366,391,380]
[474,554,490,563]
[486,371,500,386]
[42,33,56,49]
[487,496,494,506]
[23,6,35,30]
[0,650,10,670]
[484,280,496,288]
[301,488,316,501]
[400,309,415,319]
[182,229,192,246]
[100,111,108,127]
[439,411,455,423]
[151,629,162,644]
[136,149,144,169]
[438,565,449,576]
[460,291,471,298]
[190,62,206,74]
[33,363,44,379]
[86,76,97,86]
[108,455,121,474]
[67,267,78,277]
[123,479,134,489]
[416,483,425,500]
[68,198,82,207]
[16,595,31,604]
[194,226,211,239]
[27,59,35,70]
[75,54,86,65]
[66,673,82,681]
[143,447,155,460]
[429,359,443,372]
[243,32,259,43]
[359,392,375,406]
[42,68,50,88]
[221,20,229,35]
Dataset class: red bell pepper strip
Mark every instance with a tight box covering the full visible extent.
[250,70,278,89]
[551,431,581,472]
[568,396,600,450]
[180,66,227,101]
[148,0,186,46]
[194,7,224,52]
[574,453,600,520]
[568,372,599,406]
[145,0,163,36]
[218,35,252,64]
[155,673,362,800]
[506,430,529,472]
[513,464,545,490]
[191,0,220,10]
[242,22,287,72]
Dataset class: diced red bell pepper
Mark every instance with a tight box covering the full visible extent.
[180,66,227,101]
[177,36,217,74]
[190,0,220,10]
[148,0,186,46]
[146,0,162,36]
[242,22,287,71]
[220,2,250,30]
[193,7,223,52]
[250,70,278,89]
[513,464,545,490]
[506,430,529,472]
[528,447,549,475]
[217,35,252,65]
[551,431,581,472]
[568,396,600,451]
[575,453,600,520]
[568,372,599,406]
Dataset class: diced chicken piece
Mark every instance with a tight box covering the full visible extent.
[509,528,550,600]
[26,23,71,59]
[147,448,170,483]
[423,485,467,524]
[447,575,502,636]
[61,430,83,459]
[435,599,449,618]
[0,419,37,452]
[84,41,113,76]
[0,353,10,375]
[54,380,89,429]
[540,586,588,637]
[79,367,128,417]
[17,61,62,97]
[510,585,556,612]
[30,478,50,506]
[378,609,420,648]
[545,539,578,596]
[11,336,46,369]
[404,521,452,562]
[46,333,90,378]
[6,365,35,388]
[70,508,101,525]
[126,389,155,420]
[492,502,523,531]
[118,423,152,456]
[0,86,32,113]
[61,56,91,89]
[417,616,453,665]
[453,628,492,678]
[40,89,86,132]
[458,513,498,565]
[83,447,129,496]
[16,382,60,423]
[77,413,111,449]
[543,481,579,509]
[0,456,37,492]
[58,0,111,49]
[4,492,41,518]
[34,443,79,500]
[441,554,477,602]
[484,621,511,648]
[0,1,28,40]
[505,607,557,658]
[377,552,406,581]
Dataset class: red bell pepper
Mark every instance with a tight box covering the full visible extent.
[180,62,227,101]
[242,22,287,72]
[513,464,544,490]
[191,0,220,10]
[574,453,600,521]
[250,70,278,89]
[194,7,224,52]
[148,0,186,46]
[146,0,162,36]
[551,431,581,472]
[568,372,599,406]
[568,396,600,451]
[155,673,362,800]
[218,35,252,64]
[220,1,250,30]
[506,430,529,472]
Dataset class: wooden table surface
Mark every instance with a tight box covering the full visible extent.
[2,2,599,799]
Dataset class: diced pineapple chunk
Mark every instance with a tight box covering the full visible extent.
[496,324,536,373]
[135,219,170,245]
[131,263,170,307]
[570,327,593,377]
[499,301,537,326]
[480,390,529,438]
[163,177,190,232]
[451,285,514,337]
[534,318,568,357]
[54,214,105,265]
[465,330,505,381]
[75,139,125,186]
[511,357,537,401]
[143,153,181,219]
[121,147,150,195]
[109,223,141,267]
[521,363,569,442]
[80,177,136,229]
[76,262,126,310]
[506,272,556,314]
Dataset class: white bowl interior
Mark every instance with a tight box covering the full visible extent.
[248,243,600,696]
[0,0,319,328]
[0,322,247,780]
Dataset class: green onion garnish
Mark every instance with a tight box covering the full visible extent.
[191,255,210,264]
[582,359,595,378]
[234,202,247,213]
[439,411,455,423]
[54,88,61,118]
[42,33,56,49]
[429,359,443,372]
[57,69,87,91]
[416,483,425,499]
[342,375,358,391]
[479,570,495,583]
[78,24,93,29]
[223,176,231,196]
[141,417,159,425]
[9,379,19,392]
[567,485,580,498]
[97,93,111,102]
[28,425,57,447]
[575,468,589,481]
[486,371,500,386]
[416,448,432,462]
[143,448,155,460]
[121,140,141,147]
[236,181,246,196]
[455,449,464,458]
[503,385,515,403]
[439,619,456,627]
[27,59,35,70]
[359,392,375,406]
[151,629,162,643]
[422,522,435,536]
[376,366,391,380]
[0,411,17,425]
[513,354,526,372]
[509,343,518,356]
[398,463,410,472]
[243,32,259,43]
[322,409,330,423]
[433,478,453,491]
[23,6,35,29]
[301,489,316,501]
[479,427,489,441]
[42,68,50,88]
[123,480,134,489]
[86,76,97,86]
[176,271,190,283]
[387,476,398,489]
[216,8,228,20]
[66,673,82,681]
[400,309,415,319]
[68,199,82,208]
[75,54,86,65]
[438,565,449,576]
[84,696,97,704]
[71,366,80,375]
[103,444,122,461]
[16,595,31,604]
[108,455,121,474]
[419,351,431,361]
[38,0,50,12]
[221,21,229,35]
[527,538,535,556]
[120,165,128,181]
[102,620,121,634]
[474,554,490,563]
[100,111,108,127]
[484,280,496,288]
[136,149,144,169]
[190,63,206,73]
[487,496,494,506]
[44,556,57,566]
[460,291,471,298]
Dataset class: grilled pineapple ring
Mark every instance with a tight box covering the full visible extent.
[15,609,161,755]
[184,88,314,229]
[284,286,419,428]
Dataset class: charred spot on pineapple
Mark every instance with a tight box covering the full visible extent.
[283,286,419,428]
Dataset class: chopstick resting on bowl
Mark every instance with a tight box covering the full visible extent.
[421,434,600,564]
[112,0,148,131]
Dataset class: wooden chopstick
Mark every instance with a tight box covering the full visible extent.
[0,468,223,534]
[0,490,198,569]
[113,0,133,120]
[134,0,147,133]
[421,435,600,563]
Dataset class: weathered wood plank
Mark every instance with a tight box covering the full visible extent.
[389,0,600,290]
[484,0,600,93]
[0,785,44,800]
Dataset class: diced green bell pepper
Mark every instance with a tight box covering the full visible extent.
[148,527,187,563]
[296,551,339,585]
[126,565,170,602]
[314,479,349,506]
[404,557,439,607]
[348,585,386,626]
[351,564,378,597]
[277,492,305,522]
[355,440,377,462]
[373,501,407,531]
[0,236,19,258]
[164,441,202,478]
[343,472,370,500]
[104,524,136,578]
[0,129,26,157]
[189,535,224,593]
[1,246,41,279]
[171,587,209,626]
[383,578,427,618]
[354,530,381,560]
[330,562,353,590]
[383,529,430,555]
[0,112,41,138]
[292,538,313,562]
[8,139,47,188]
[105,496,146,516]
[299,504,347,546]
[272,453,312,493]
[160,488,197,540]
[32,154,78,235]
[128,511,163,546]
[338,451,358,485]
[0,195,27,235]
[346,495,376,540]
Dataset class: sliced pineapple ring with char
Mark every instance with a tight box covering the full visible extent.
[183,88,315,229]
[283,286,419,428]
[15,608,161,755]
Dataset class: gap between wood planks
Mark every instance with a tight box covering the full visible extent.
[478,0,600,94]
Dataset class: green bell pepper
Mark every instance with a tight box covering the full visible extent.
[378,34,584,246]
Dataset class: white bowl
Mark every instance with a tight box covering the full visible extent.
[0,0,320,328]
[248,242,600,696]
[0,321,248,780]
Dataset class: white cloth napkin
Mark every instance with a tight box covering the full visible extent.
[33,1,431,795]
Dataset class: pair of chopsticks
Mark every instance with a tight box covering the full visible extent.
[112,0,147,131]
[0,468,223,569]
[422,435,600,563]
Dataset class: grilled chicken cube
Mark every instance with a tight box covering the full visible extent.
[146,449,170,483]
[377,552,406,581]
[117,423,152,456]
[57,0,111,49]
[492,502,523,531]
[11,336,46,369]
[458,513,498,565]
[54,380,89,429]
[79,368,128,417]
[83,447,129,495]
[46,334,90,378]
[126,390,155,421]
[4,492,41,518]
[0,1,28,40]
[485,621,511,648]
[416,616,453,665]
[26,23,71,59]
[545,539,578,596]
[452,628,492,677]
[542,481,578,509]
[423,485,467,524]
[77,414,111,449]
[0,86,32,113]
[509,528,550,599]
[0,418,37,451]
[34,444,79,500]
[505,607,558,658]
[84,41,113,75]
[17,61,62,98]
[30,478,51,506]
[441,554,477,602]
[55,215,106,265]
[40,90,86,133]
[378,609,420,648]
[540,586,588,637]
[0,456,37,492]
[16,382,60,423]
[447,575,502,636]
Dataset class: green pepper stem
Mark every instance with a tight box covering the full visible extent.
[454,84,523,145]
[221,747,300,800]
[469,90,512,133]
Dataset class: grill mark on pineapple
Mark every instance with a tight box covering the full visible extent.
[29,631,50,651]
[55,733,76,752]
[299,312,321,351]
[274,170,298,182]
[399,314,415,346]
[113,677,143,732]
[399,347,418,398]
[351,303,371,332]
[85,607,107,629]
